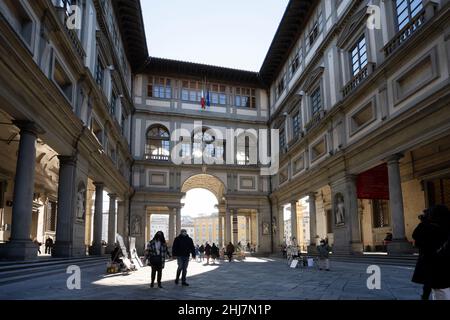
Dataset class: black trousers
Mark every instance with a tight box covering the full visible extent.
[151,266,162,284]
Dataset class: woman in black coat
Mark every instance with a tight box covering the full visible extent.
[412,205,450,299]
[204,242,212,265]
[145,231,171,288]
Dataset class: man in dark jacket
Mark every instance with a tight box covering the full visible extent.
[172,229,196,286]
[412,205,450,300]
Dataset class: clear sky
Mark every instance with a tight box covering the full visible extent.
[141,0,290,71]
[181,188,218,218]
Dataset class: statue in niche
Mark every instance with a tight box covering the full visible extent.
[335,193,345,225]
[262,222,270,235]
[272,216,277,235]
[76,184,86,220]
[132,215,141,235]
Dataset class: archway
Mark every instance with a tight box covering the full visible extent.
[180,174,226,248]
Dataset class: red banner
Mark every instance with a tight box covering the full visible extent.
[357,164,390,200]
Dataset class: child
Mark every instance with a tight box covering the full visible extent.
[317,239,331,271]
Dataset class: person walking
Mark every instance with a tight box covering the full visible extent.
[33,238,42,254]
[194,245,200,262]
[317,239,331,271]
[412,205,450,300]
[226,242,235,262]
[172,229,196,286]
[204,242,212,265]
[145,231,171,288]
[45,237,53,255]
[199,244,205,262]
[211,243,219,264]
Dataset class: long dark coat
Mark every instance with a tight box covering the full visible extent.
[412,221,450,289]
[145,240,170,269]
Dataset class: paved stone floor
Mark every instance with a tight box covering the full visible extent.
[0,257,422,300]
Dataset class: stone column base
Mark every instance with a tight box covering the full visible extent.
[387,240,415,255]
[0,240,38,260]
[350,242,364,254]
[89,244,105,256]
[52,241,73,258]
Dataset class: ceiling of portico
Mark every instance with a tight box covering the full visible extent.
[181,174,225,202]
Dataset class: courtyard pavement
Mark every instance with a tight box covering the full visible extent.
[0,257,422,300]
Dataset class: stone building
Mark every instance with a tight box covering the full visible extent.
[0,0,147,259]
[1,0,449,260]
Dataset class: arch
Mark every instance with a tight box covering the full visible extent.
[181,173,226,203]
[145,124,170,161]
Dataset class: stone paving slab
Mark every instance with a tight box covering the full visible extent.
[0,257,422,300]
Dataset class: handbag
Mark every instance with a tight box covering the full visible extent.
[149,254,162,267]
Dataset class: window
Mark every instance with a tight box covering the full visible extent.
[53,59,73,102]
[1,0,34,48]
[46,201,57,232]
[396,0,423,30]
[209,83,227,105]
[120,114,126,136]
[110,93,117,117]
[95,57,104,86]
[148,77,171,99]
[181,80,204,102]
[372,199,390,228]
[279,128,286,151]
[145,125,170,161]
[276,77,285,98]
[306,10,323,50]
[237,136,250,165]
[292,112,301,137]
[192,128,219,160]
[350,36,368,76]
[310,87,322,116]
[235,87,256,108]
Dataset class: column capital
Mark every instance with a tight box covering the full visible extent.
[107,193,117,199]
[308,192,317,200]
[58,155,77,166]
[386,153,404,163]
[93,182,104,188]
[13,120,45,136]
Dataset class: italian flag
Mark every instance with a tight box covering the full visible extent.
[201,90,206,109]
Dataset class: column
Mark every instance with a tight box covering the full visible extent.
[53,156,77,257]
[245,216,250,244]
[91,182,104,255]
[218,214,223,247]
[225,208,231,245]
[106,193,117,253]
[386,154,412,253]
[308,192,317,252]
[2,121,41,260]
[278,205,285,246]
[169,211,175,246]
[232,209,238,245]
[290,200,298,242]
[347,175,363,252]
[175,207,181,236]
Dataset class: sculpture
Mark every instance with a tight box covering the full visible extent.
[335,193,345,225]
[76,184,86,220]
[132,215,141,235]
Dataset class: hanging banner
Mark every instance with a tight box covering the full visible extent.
[357,163,390,200]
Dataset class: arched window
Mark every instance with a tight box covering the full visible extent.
[192,127,224,160]
[145,125,170,161]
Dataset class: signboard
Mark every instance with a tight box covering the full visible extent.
[129,237,143,268]
[290,260,298,268]
[116,233,129,259]
[357,164,390,200]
